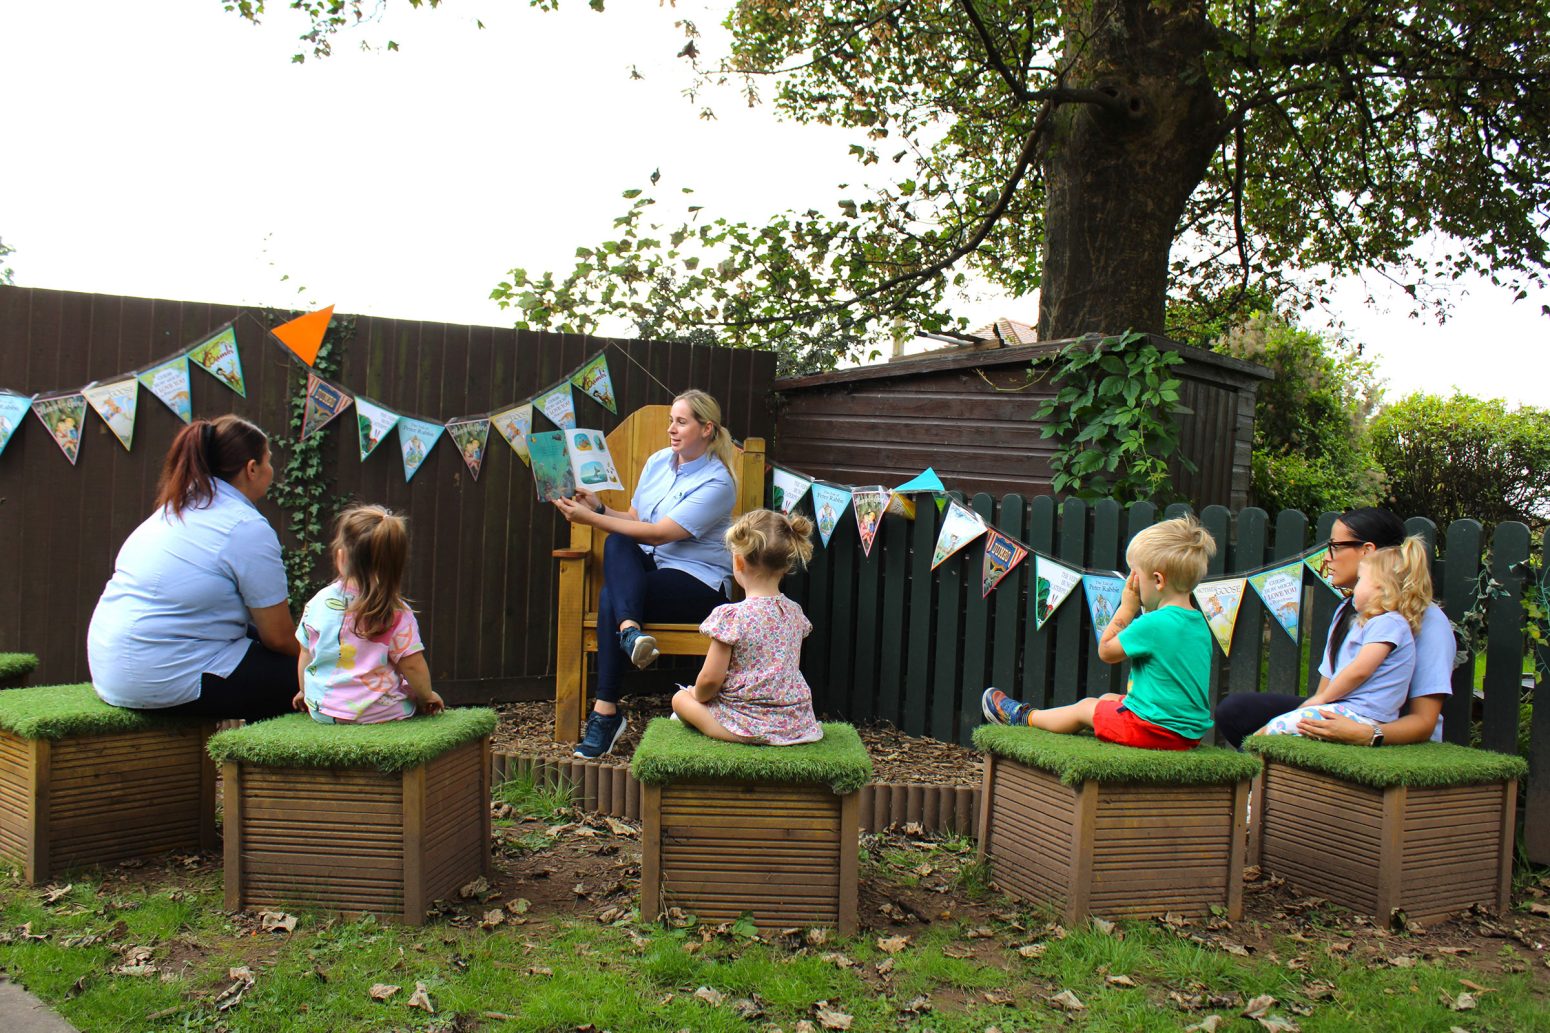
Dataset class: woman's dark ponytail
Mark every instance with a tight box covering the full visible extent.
[155,415,268,517]
[1336,506,1406,549]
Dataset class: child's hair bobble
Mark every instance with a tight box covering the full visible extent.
[725,509,814,574]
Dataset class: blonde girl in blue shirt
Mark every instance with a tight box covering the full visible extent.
[553,389,738,758]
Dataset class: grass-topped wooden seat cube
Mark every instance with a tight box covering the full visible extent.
[0,683,216,884]
[0,652,39,689]
[632,718,872,935]
[1244,736,1527,925]
[973,726,1261,922]
[209,709,496,925]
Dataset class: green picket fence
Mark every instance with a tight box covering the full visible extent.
[786,495,1547,858]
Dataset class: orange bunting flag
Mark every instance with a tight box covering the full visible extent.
[270,305,335,366]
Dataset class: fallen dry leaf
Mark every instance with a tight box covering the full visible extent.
[509,898,531,914]
[731,996,766,1021]
[1527,902,1550,917]
[1106,974,1137,988]
[821,952,856,969]
[1450,992,1478,1012]
[901,995,932,1015]
[1015,943,1047,959]
[1242,995,1277,1019]
[981,989,1015,1006]
[1459,978,1495,993]
[481,909,505,930]
[1256,1016,1300,1033]
[794,1022,817,1033]
[1048,990,1085,1012]
[805,927,830,947]
[694,986,726,1007]
[42,884,73,904]
[875,957,895,976]
[876,935,910,954]
[814,1005,853,1030]
[458,877,490,899]
[369,983,400,1002]
[965,925,995,939]
[407,981,434,1013]
[1184,1018,1225,1033]
[1091,917,1118,936]
[527,965,553,977]
[605,818,637,837]
[258,911,297,933]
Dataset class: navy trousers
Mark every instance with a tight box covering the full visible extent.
[1214,692,1305,749]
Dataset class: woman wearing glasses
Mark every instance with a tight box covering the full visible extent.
[1215,507,1455,748]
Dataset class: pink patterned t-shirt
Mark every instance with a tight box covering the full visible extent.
[296,581,424,724]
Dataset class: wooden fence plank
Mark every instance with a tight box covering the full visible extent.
[991,495,1027,696]
[1086,500,1123,697]
[958,494,997,744]
[1305,512,1341,696]
[1266,509,1308,695]
[1020,495,1056,708]
[828,503,858,719]
[852,510,886,723]
[803,525,834,716]
[1227,509,1269,698]
[1528,533,1550,865]
[902,502,938,736]
[1441,520,1485,746]
[932,494,965,743]
[1200,505,1233,717]
[1482,522,1530,755]
[876,513,909,728]
[1052,499,1087,707]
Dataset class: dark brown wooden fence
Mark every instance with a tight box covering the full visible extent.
[0,285,777,699]
[786,494,1549,863]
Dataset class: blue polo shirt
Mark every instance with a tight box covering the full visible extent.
[630,447,735,593]
[87,479,290,708]
[1319,599,1453,741]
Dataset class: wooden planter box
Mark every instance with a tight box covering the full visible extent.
[222,736,491,925]
[0,723,216,884]
[642,779,858,934]
[977,753,1251,922]
[1251,759,1516,925]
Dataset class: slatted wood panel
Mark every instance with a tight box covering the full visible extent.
[0,285,776,700]
[1256,763,1385,914]
[644,780,857,934]
[0,732,34,865]
[1399,784,1512,923]
[979,757,1074,906]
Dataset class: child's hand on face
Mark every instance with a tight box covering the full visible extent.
[1121,570,1143,610]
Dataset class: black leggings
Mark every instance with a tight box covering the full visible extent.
[134,640,298,722]
[1214,692,1306,749]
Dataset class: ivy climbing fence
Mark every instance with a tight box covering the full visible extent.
[785,494,1550,864]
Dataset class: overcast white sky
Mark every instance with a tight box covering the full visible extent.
[1,0,1544,406]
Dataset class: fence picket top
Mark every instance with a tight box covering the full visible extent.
[902,500,939,737]
[1020,495,1057,707]
[1305,511,1341,696]
[1087,500,1124,696]
[1440,519,1485,745]
[1266,509,1310,695]
[992,494,1028,695]
[1227,509,1269,698]
[1051,498,1088,708]
[958,494,997,744]
[876,513,910,729]
[1483,521,1531,756]
[1527,533,1550,864]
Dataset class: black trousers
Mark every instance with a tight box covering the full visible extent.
[1214,692,1306,749]
[134,639,298,722]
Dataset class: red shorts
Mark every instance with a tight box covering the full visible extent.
[1093,698,1199,751]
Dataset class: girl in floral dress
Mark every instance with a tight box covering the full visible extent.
[671,509,823,745]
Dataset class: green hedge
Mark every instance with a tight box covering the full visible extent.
[973,725,1261,786]
[208,709,497,773]
[630,719,873,794]
[1244,735,1528,789]
[0,683,201,740]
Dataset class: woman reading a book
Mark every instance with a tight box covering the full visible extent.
[553,389,738,759]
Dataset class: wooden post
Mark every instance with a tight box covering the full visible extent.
[25,739,50,885]
[640,784,662,922]
[222,762,242,910]
[838,791,859,936]
[1065,781,1098,923]
[1375,784,1408,921]
[554,536,590,744]
[1247,774,1266,867]
[198,724,218,851]
[976,756,996,861]
[1226,779,1250,921]
[402,764,427,924]
[1498,779,1518,912]
[480,739,493,877]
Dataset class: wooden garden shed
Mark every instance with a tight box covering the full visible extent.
[772,333,1271,509]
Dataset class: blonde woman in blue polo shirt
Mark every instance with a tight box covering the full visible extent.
[554,390,738,758]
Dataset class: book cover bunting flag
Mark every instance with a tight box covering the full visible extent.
[1083,572,1127,642]
[810,483,852,548]
[301,374,352,439]
[535,382,577,430]
[1248,560,1305,642]
[851,487,890,557]
[137,355,193,424]
[885,492,917,521]
[491,402,533,465]
[528,430,576,501]
[931,501,988,570]
[1032,556,1083,631]
[1193,577,1247,656]
[980,529,1027,598]
[447,418,492,481]
[770,466,813,514]
[0,392,33,457]
[397,417,443,483]
[1304,546,1342,596]
[83,378,139,452]
[32,393,88,465]
[354,396,400,461]
[565,428,624,492]
[187,326,246,396]
[570,353,617,414]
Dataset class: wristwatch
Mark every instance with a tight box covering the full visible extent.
[1368,728,1385,747]
[593,500,606,515]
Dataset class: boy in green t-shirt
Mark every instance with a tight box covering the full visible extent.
[982,516,1217,750]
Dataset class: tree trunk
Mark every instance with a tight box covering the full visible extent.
[1036,0,1225,341]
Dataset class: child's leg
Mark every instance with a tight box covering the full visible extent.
[1025,693,1120,734]
[1256,702,1372,737]
[671,688,758,743]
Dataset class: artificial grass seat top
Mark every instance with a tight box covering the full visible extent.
[0,682,207,740]
[0,653,39,681]
[207,709,497,773]
[973,725,1261,786]
[1244,735,1528,789]
[630,718,873,795]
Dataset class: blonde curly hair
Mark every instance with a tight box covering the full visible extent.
[1357,537,1434,632]
[725,508,815,575]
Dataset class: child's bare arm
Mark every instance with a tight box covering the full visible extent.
[395,653,444,715]
[1309,642,1392,704]
[293,648,311,710]
[1096,572,1142,665]
[691,641,733,703]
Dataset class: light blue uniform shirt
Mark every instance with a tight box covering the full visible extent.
[87,479,289,708]
[1320,600,1453,741]
[630,447,735,593]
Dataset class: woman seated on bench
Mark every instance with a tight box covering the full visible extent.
[86,416,299,720]
[1216,507,1454,748]
[553,389,738,759]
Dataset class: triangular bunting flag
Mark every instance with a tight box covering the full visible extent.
[397,417,444,483]
[535,381,577,429]
[0,392,33,457]
[137,355,193,424]
[570,353,617,414]
[810,483,852,548]
[270,305,334,366]
[355,396,400,461]
[894,468,946,494]
[1193,578,1247,656]
[931,501,988,570]
[447,418,492,481]
[301,374,352,439]
[83,378,140,452]
[1032,556,1083,630]
[771,466,813,515]
[491,402,533,466]
[851,487,891,557]
[1083,572,1128,642]
[1304,546,1342,596]
[934,493,948,514]
[1248,560,1305,642]
[187,325,247,396]
[980,530,1028,598]
[886,492,917,521]
[31,392,88,465]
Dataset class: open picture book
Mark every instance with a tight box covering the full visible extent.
[528,428,625,502]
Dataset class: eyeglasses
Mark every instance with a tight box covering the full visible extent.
[1325,539,1368,553]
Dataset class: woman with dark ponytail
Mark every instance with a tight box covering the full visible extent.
[87,415,298,719]
[1215,506,1457,748]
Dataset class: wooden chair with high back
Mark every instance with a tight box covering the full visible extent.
[552,405,766,742]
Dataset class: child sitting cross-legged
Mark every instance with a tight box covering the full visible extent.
[671,509,823,746]
[981,515,1217,750]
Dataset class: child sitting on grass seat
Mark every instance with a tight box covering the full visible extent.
[293,506,444,724]
[672,509,823,745]
[982,515,1217,750]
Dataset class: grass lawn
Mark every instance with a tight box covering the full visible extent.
[0,773,1546,1032]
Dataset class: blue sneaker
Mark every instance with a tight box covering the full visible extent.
[619,627,659,669]
[574,710,628,759]
[981,688,1033,726]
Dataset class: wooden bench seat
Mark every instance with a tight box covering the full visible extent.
[0,683,216,883]
[553,404,765,742]
[974,725,1260,922]
[631,718,871,935]
[209,710,496,924]
[1244,735,1526,925]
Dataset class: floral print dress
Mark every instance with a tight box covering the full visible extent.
[700,594,823,746]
